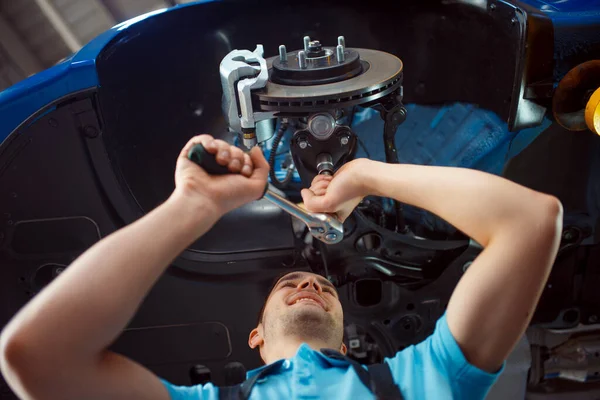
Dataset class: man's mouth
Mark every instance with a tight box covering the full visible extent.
[287,292,327,310]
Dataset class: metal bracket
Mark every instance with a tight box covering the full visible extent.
[219,45,275,147]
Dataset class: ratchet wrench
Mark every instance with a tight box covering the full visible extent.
[187,144,344,245]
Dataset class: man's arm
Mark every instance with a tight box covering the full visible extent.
[0,135,269,400]
[302,159,562,373]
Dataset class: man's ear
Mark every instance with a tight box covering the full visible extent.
[340,342,347,355]
[248,326,264,349]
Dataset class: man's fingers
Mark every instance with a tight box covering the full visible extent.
[179,134,215,159]
[249,146,269,180]
[241,153,253,177]
[228,146,245,173]
[301,189,331,213]
[212,140,232,166]
[311,174,332,186]
[310,180,330,193]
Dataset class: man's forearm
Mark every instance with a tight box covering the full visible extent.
[365,161,556,246]
[1,193,219,367]
[364,161,562,371]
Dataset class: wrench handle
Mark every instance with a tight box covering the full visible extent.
[187,143,232,175]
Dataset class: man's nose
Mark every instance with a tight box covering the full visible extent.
[298,277,321,292]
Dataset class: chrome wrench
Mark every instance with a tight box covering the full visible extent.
[187,144,344,245]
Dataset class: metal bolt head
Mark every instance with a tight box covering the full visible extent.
[462,261,472,272]
[590,315,598,323]
[340,135,349,146]
[317,227,325,234]
[325,233,338,242]
[562,229,575,241]
[298,139,308,149]
[54,267,65,276]
[83,126,99,138]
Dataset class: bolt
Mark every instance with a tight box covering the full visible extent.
[48,118,59,128]
[54,267,65,276]
[340,136,349,145]
[298,139,308,149]
[83,126,99,138]
[511,17,517,25]
[490,3,496,10]
[318,227,325,234]
[338,36,345,48]
[309,40,320,47]
[279,45,287,62]
[563,229,576,241]
[298,50,307,69]
[590,315,598,324]
[462,261,472,272]
[303,36,310,52]
[336,45,345,63]
[326,233,338,242]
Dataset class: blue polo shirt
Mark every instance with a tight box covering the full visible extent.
[161,314,502,399]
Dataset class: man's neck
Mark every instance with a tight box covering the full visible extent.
[264,337,335,364]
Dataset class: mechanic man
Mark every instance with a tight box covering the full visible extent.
[0,134,562,399]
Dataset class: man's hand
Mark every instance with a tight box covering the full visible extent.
[305,158,562,373]
[0,134,271,400]
[301,159,370,221]
[174,134,269,216]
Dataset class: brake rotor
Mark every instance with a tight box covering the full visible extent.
[553,60,600,132]
[255,45,403,113]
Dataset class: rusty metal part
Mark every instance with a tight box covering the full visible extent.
[585,87,600,135]
[553,60,600,131]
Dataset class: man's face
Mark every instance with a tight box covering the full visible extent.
[248,271,345,360]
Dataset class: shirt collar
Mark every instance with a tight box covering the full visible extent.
[246,343,351,379]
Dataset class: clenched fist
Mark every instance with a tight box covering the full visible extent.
[174,134,269,216]
[301,158,371,221]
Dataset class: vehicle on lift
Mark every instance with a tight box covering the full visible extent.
[0,0,599,398]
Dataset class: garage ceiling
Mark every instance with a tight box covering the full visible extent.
[0,0,194,91]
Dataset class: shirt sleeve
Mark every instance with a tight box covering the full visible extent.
[160,379,218,400]
[384,313,504,400]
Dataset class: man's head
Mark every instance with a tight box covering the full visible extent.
[248,271,346,363]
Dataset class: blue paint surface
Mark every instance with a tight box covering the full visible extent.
[0,3,214,142]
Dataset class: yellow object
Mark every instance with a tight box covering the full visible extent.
[585,87,600,135]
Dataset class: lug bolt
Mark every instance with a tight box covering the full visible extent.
[298,51,308,69]
[336,45,345,63]
[279,45,287,62]
[303,36,310,52]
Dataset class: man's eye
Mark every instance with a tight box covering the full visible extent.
[282,282,295,288]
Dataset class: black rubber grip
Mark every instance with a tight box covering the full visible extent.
[187,142,268,198]
[187,143,231,175]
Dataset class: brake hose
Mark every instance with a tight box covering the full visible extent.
[269,120,293,189]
